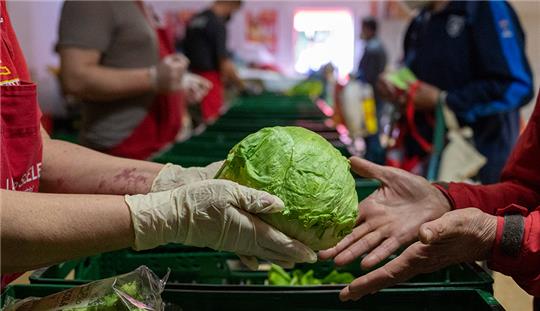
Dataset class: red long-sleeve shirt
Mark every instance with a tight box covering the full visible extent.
[438,92,540,297]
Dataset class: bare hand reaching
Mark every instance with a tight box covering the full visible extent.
[319,157,451,270]
[338,208,496,301]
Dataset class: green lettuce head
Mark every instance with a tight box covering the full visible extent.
[216,126,358,250]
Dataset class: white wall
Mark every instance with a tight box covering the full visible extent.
[7,0,64,116]
[151,1,394,75]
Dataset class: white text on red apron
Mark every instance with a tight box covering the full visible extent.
[4,162,42,191]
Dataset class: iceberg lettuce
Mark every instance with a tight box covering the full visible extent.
[216,126,358,250]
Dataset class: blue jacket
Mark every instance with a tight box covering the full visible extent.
[404,0,534,183]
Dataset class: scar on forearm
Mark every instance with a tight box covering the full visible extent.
[113,168,148,183]
[111,168,149,193]
[96,180,107,191]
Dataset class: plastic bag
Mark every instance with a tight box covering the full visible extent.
[3,266,168,311]
[438,104,486,182]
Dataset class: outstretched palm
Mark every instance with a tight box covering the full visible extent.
[319,157,451,270]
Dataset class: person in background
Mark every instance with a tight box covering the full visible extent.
[357,17,387,92]
[57,1,210,160]
[181,0,246,124]
[379,0,534,183]
[356,17,388,164]
[1,0,315,289]
[320,90,540,306]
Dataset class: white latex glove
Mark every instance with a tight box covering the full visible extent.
[149,53,189,93]
[126,179,317,270]
[182,73,212,104]
[150,161,224,192]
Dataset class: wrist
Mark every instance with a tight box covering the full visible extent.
[478,213,498,260]
[121,162,165,194]
[431,182,453,212]
[125,190,183,250]
[150,163,187,192]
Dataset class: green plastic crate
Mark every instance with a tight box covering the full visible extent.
[223,110,324,119]
[207,120,330,133]
[29,247,492,293]
[213,116,326,126]
[160,287,504,311]
[1,284,503,311]
[157,136,351,159]
[355,179,379,199]
[228,95,319,109]
[200,128,341,141]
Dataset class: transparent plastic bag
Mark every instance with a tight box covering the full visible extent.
[4,266,169,311]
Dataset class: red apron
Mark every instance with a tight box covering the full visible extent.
[193,70,223,123]
[1,0,43,288]
[107,2,182,160]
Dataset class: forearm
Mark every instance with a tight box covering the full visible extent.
[59,47,153,102]
[220,59,244,90]
[62,65,154,102]
[0,190,133,273]
[446,79,533,123]
[40,135,163,195]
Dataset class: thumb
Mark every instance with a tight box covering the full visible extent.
[349,157,391,182]
[419,213,459,244]
[203,160,224,179]
[233,184,285,214]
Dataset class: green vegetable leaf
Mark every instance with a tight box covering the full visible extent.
[300,270,322,285]
[321,270,355,284]
[268,264,354,286]
[268,264,292,286]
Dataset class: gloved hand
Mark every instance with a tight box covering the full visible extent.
[150,161,224,192]
[149,53,189,93]
[182,73,212,104]
[126,179,317,269]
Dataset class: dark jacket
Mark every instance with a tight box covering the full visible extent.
[404,0,534,183]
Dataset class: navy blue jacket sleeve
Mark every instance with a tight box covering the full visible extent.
[445,1,534,123]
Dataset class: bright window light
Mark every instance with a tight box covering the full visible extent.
[293,10,355,79]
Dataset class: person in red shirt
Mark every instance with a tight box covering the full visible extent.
[320,92,540,303]
[0,0,315,289]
